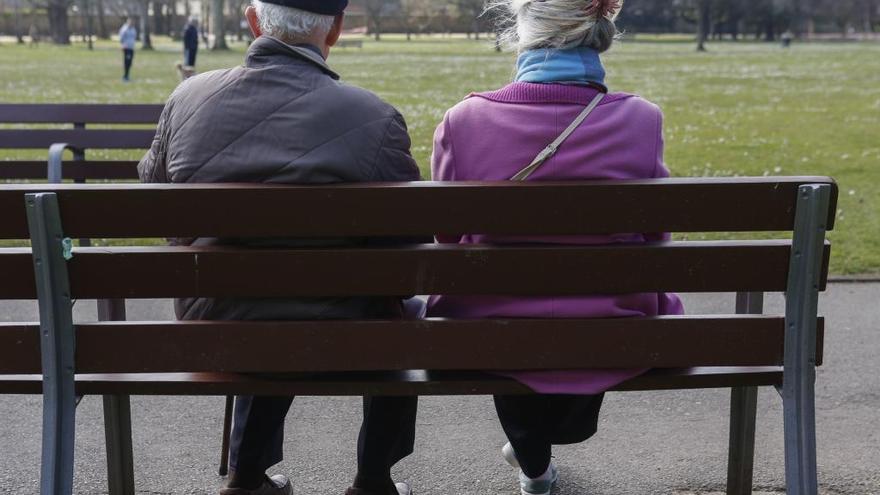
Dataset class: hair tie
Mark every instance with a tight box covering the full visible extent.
[585,0,621,19]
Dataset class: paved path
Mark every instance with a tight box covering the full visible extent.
[1,285,878,495]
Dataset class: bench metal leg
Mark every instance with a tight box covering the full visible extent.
[727,292,764,495]
[727,386,758,495]
[26,193,76,495]
[219,396,234,476]
[97,299,135,495]
[103,396,135,495]
[782,184,831,495]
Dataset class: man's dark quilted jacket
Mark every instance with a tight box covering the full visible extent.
[138,36,423,322]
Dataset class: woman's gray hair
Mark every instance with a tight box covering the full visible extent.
[488,0,623,53]
[251,0,335,42]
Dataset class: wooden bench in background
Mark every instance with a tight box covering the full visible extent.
[0,104,160,182]
[336,39,364,49]
[0,177,836,495]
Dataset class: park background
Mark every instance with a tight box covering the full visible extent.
[1,0,878,275]
[1,2,880,494]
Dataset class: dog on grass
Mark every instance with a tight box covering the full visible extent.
[175,62,197,81]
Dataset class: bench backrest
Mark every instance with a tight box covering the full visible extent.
[0,177,837,376]
[0,104,161,180]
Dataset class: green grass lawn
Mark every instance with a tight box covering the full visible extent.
[1,36,878,274]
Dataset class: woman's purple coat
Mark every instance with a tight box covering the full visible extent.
[426,82,685,394]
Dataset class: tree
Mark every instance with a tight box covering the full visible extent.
[364,0,391,41]
[455,0,484,40]
[13,0,25,43]
[46,0,73,44]
[82,0,94,49]
[95,0,109,39]
[212,0,228,49]
[399,0,433,40]
[140,0,153,49]
[697,0,710,50]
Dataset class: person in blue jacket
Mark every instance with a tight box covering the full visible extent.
[118,18,137,82]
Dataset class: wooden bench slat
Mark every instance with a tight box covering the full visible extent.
[0,161,140,180]
[60,241,828,298]
[0,317,827,375]
[0,249,35,299]
[0,179,839,239]
[0,104,163,124]
[0,367,785,396]
[0,241,831,299]
[0,130,155,149]
[0,323,40,373]
[0,317,816,374]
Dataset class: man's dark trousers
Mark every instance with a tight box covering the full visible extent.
[184,48,197,67]
[122,48,134,79]
[228,395,418,477]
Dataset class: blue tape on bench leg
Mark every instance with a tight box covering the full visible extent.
[783,184,831,495]
[26,193,76,495]
[727,292,763,495]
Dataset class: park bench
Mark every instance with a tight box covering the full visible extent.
[0,103,164,495]
[336,39,364,49]
[0,103,160,182]
[0,177,835,495]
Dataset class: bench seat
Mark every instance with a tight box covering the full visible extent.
[0,367,784,396]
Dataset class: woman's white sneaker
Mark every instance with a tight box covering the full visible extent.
[501,442,559,495]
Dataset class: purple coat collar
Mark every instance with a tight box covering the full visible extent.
[469,82,635,106]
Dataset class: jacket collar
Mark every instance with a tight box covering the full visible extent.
[245,36,340,80]
[471,82,633,106]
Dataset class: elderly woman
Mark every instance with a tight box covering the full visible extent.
[426,1,684,494]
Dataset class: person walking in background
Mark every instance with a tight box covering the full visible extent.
[118,18,137,82]
[427,1,684,494]
[183,17,199,69]
[177,17,200,80]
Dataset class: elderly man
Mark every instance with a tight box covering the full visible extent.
[138,1,420,494]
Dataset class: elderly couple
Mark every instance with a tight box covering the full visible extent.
[138,0,683,494]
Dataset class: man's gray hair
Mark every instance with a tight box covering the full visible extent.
[488,0,622,53]
[251,0,335,42]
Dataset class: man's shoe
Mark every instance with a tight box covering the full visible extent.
[344,481,412,495]
[502,442,559,495]
[219,475,292,495]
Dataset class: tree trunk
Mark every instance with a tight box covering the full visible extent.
[140,0,153,49]
[237,0,245,41]
[764,16,776,41]
[168,0,176,38]
[696,0,710,51]
[153,1,164,36]
[791,0,804,38]
[212,0,228,49]
[14,0,25,43]
[84,0,93,49]
[96,0,108,38]
[48,0,71,44]
[372,17,381,41]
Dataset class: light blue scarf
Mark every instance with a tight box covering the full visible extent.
[515,47,606,87]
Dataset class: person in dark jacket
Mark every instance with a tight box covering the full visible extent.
[138,1,421,494]
[182,17,199,68]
